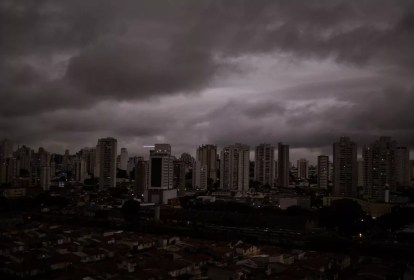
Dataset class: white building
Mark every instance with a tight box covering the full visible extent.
[147,144,177,204]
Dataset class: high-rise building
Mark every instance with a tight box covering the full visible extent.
[0,138,13,164]
[148,144,176,204]
[395,146,410,187]
[317,155,329,189]
[97,137,117,189]
[74,148,94,183]
[63,149,73,172]
[127,156,142,174]
[149,144,173,190]
[15,145,31,175]
[328,161,334,182]
[277,143,289,188]
[357,159,364,187]
[192,160,208,190]
[30,147,51,188]
[135,159,148,199]
[196,145,218,186]
[94,144,101,178]
[173,159,186,194]
[40,166,51,191]
[0,157,18,186]
[220,143,250,193]
[333,137,357,197]
[74,157,89,183]
[88,148,96,177]
[363,136,397,198]
[297,158,309,180]
[120,148,128,171]
[180,153,195,189]
[254,144,275,186]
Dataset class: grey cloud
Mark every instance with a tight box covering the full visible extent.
[2,0,414,155]
[3,1,414,103]
[66,41,220,100]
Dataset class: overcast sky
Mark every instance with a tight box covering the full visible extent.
[1,0,414,162]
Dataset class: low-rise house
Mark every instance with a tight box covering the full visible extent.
[235,244,260,257]
[161,259,194,278]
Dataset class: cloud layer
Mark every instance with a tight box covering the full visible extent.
[1,0,414,161]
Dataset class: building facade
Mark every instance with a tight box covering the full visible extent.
[317,155,329,189]
[297,158,309,180]
[196,145,218,187]
[363,137,396,196]
[147,144,176,204]
[333,137,357,197]
[97,137,117,189]
[395,146,410,187]
[120,148,128,171]
[277,143,290,188]
[220,143,250,193]
[254,144,275,186]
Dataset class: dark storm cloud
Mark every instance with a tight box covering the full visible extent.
[2,0,414,154]
[66,41,220,99]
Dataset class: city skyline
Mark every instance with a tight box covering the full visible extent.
[0,136,414,165]
[1,1,414,162]
[1,136,413,165]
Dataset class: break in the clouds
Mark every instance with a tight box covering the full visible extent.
[1,0,414,161]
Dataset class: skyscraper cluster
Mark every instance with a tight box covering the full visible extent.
[1,136,413,203]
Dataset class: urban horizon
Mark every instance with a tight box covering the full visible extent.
[2,135,414,164]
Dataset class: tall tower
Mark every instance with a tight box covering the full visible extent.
[97,137,117,189]
[148,144,176,204]
[220,143,250,193]
[135,158,148,199]
[254,144,275,186]
[192,160,208,190]
[16,145,31,174]
[395,146,410,187]
[333,137,357,197]
[173,159,186,194]
[317,155,329,189]
[120,148,128,171]
[0,139,13,164]
[297,158,309,180]
[357,159,364,187]
[196,145,218,186]
[40,166,51,191]
[277,143,289,188]
[363,136,398,198]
